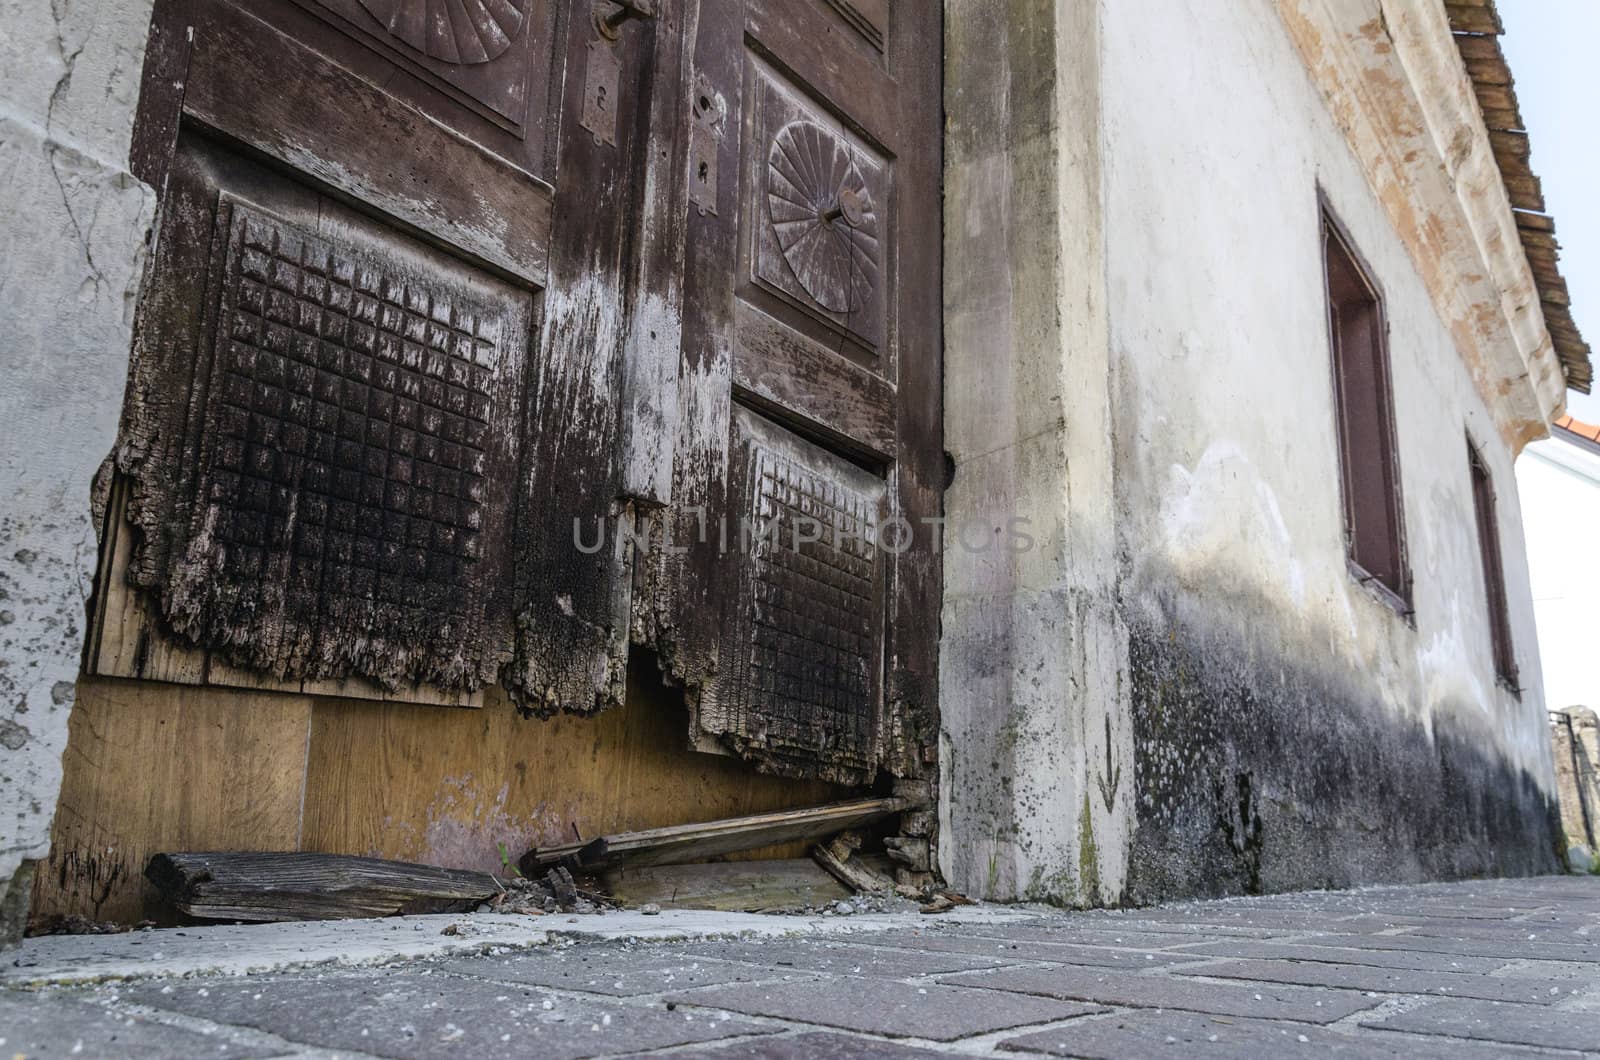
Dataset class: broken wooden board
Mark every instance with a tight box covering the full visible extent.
[601,859,851,912]
[146,852,502,923]
[521,796,908,874]
[813,839,897,895]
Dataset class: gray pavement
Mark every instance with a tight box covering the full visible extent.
[5,875,1600,1057]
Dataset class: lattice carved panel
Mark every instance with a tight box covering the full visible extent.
[121,186,532,697]
[716,409,887,783]
[751,65,888,352]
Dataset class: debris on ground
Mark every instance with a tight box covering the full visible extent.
[812,831,898,894]
[27,914,154,936]
[920,891,977,915]
[476,869,616,917]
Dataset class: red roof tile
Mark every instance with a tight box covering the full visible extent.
[1554,414,1600,443]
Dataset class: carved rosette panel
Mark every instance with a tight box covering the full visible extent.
[718,410,886,784]
[752,68,888,351]
[309,0,540,132]
[355,0,524,64]
[766,120,880,315]
[131,194,531,693]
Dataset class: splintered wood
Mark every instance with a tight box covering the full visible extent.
[811,831,896,894]
[521,797,908,875]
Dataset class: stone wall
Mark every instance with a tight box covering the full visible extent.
[0,0,156,944]
[1551,709,1600,859]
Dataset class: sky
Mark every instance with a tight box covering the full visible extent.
[1499,1,1600,424]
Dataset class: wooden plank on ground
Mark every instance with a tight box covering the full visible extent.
[522,797,909,874]
[146,852,502,922]
[601,859,851,912]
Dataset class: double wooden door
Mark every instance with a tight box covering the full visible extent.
[107,0,940,784]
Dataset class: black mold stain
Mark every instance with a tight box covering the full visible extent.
[1126,590,1562,905]
[50,847,128,921]
[1213,770,1264,894]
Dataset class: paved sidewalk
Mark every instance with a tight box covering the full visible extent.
[5,875,1600,1057]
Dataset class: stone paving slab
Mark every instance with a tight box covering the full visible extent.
[1058,910,1397,934]
[1507,957,1600,981]
[120,969,774,1059]
[1300,931,1600,963]
[0,990,283,1060]
[438,945,770,996]
[638,1029,951,1057]
[8,875,1599,1057]
[996,1009,1567,1059]
[1363,919,1600,943]
[921,923,1277,950]
[1186,956,1577,1003]
[936,965,1381,1022]
[664,975,1102,1039]
[1361,997,1600,1052]
[971,919,1293,941]
[1168,937,1511,972]
[677,938,1013,977]
[840,931,1211,969]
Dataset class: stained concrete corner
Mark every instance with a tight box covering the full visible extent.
[0,0,158,945]
[940,0,1134,907]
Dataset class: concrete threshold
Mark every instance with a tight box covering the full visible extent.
[3,905,1039,987]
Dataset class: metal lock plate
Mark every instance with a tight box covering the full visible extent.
[580,40,621,146]
[688,75,725,215]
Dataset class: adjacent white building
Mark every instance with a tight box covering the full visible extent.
[1519,417,1600,714]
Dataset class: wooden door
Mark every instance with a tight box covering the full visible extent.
[638,0,943,787]
[100,0,939,783]
[101,0,687,710]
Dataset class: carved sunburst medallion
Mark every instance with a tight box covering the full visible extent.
[356,0,525,65]
[766,120,880,315]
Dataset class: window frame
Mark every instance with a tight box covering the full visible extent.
[1466,434,1519,694]
[1319,199,1412,618]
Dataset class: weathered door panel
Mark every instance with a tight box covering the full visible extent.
[503,0,693,714]
[641,0,941,785]
[185,0,556,281]
[98,0,685,712]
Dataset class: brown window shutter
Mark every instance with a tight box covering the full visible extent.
[1323,209,1410,611]
[1467,439,1518,688]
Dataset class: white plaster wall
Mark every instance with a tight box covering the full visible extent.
[0,0,156,938]
[1517,435,1600,713]
[1099,0,1551,784]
